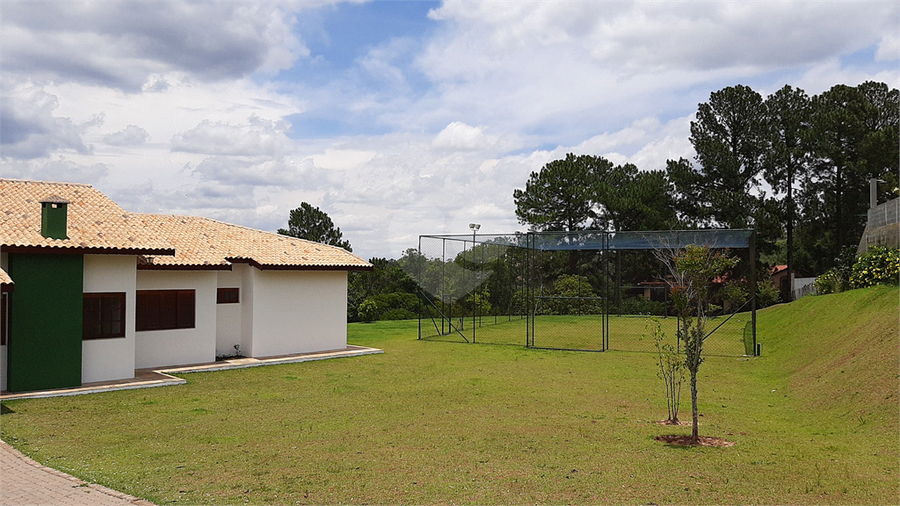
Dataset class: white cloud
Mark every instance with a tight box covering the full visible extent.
[0,1,314,91]
[104,125,150,146]
[312,149,377,170]
[432,122,494,151]
[0,157,109,183]
[0,80,94,159]
[171,116,293,157]
[876,32,900,62]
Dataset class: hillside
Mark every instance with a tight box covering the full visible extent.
[757,285,899,432]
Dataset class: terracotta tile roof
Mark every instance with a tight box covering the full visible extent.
[132,213,372,271]
[0,267,12,287]
[0,179,174,254]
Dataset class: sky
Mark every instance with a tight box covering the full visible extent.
[2,1,898,260]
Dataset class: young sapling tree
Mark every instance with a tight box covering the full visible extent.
[656,244,738,443]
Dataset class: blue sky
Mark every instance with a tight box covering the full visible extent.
[1,0,898,258]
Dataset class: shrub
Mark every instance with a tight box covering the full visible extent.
[358,299,378,322]
[359,292,420,321]
[815,270,846,295]
[616,296,667,316]
[850,246,899,288]
[380,308,417,320]
[755,278,780,308]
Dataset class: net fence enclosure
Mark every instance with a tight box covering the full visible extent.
[407,229,759,357]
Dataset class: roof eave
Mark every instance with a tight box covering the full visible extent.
[137,263,232,271]
[226,257,374,272]
[1,245,176,256]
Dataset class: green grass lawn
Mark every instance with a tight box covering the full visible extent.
[1,286,898,505]
[423,312,753,356]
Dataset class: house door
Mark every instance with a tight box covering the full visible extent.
[6,253,83,392]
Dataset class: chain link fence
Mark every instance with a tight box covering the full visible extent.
[410,230,758,357]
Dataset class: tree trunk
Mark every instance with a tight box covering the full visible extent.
[786,161,794,302]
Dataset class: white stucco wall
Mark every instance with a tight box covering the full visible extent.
[216,268,243,357]
[239,264,255,357]
[82,255,138,383]
[249,270,348,357]
[135,270,217,368]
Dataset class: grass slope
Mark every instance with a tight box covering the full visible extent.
[1,287,897,505]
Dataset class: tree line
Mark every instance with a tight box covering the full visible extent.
[280,81,898,321]
[514,81,898,278]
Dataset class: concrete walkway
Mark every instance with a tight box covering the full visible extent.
[0,440,154,506]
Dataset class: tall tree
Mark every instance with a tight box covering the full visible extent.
[763,85,812,299]
[513,153,612,231]
[669,85,770,230]
[857,81,900,200]
[278,202,352,252]
[594,164,677,232]
[805,85,868,264]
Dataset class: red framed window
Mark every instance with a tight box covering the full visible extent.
[217,287,239,304]
[136,290,195,331]
[83,292,126,340]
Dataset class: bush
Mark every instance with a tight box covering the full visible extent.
[815,270,847,295]
[380,309,417,320]
[850,246,899,288]
[616,296,666,316]
[358,299,378,322]
[359,292,420,321]
[755,279,780,308]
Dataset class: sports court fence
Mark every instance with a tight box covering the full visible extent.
[409,229,758,357]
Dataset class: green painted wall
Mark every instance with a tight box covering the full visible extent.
[6,253,83,392]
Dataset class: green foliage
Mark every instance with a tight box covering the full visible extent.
[645,318,684,423]
[720,281,749,312]
[357,299,378,323]
[814,246,857,294]
[594,164,677,231]
[615,296,666,316]
[850,246,899,288]
[676,85,769,230]
[797,82,899,274]
[539,274,602,315]
[359,292,419,321]
[814,270,847,295]
[278,202,352,251]
[723,277,779,310]
[513,153,611,231]
[348,254,419,322]
[755,278,780,308]
[659,244,739,442]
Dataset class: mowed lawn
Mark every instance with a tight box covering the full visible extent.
[1,286,897,505]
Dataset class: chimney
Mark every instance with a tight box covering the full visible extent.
[40,195,70,240]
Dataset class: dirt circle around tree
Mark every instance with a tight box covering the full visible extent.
[655,434,735,447]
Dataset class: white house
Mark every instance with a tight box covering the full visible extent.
[0,179,372,393]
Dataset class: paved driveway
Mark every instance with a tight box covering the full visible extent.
[0,440,154,506]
